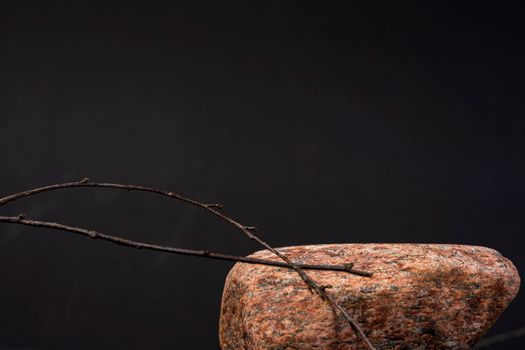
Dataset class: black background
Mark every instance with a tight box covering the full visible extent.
[0,1,523,349]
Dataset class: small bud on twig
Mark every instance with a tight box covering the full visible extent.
[320,284,333,291]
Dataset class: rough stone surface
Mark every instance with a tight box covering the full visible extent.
[219,244,520,350]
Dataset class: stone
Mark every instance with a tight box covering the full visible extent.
[219,244,520,350]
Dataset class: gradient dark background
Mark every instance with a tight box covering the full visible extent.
[0,1,523,349]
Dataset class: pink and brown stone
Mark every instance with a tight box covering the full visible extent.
[219,244,520,349]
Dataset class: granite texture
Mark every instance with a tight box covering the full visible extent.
[219,244,520,350]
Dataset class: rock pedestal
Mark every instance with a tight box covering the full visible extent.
[219,244,520,349]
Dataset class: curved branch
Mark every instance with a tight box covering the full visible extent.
[0,178,376,349]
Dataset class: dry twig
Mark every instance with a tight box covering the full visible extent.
[0,215,369,275]
[0,178,376,349]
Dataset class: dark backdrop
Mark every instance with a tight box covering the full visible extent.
[0,1,523,349]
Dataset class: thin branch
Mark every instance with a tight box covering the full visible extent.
[0,178,376,349]
[0,214,370,276]
[474,325,525,349]
[0,178,372,279]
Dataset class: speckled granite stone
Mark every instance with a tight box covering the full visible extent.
[219,244,520,350]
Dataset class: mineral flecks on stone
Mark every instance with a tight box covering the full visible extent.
[219,244,520,350]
